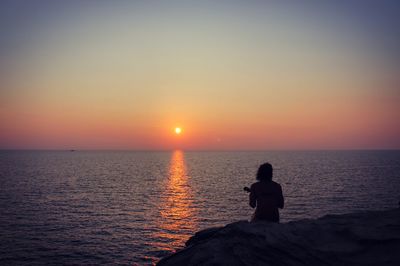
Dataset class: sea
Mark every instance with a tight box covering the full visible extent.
[1,150,399,265]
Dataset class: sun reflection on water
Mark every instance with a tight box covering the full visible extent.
[154,150,198,252]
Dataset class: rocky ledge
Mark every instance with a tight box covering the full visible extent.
[157,208,400,266]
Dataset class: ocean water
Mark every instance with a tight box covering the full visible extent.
[1,150,399,265]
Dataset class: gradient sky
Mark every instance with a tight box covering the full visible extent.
[1,0,399,150]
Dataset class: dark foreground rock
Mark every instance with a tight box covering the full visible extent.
[157,208,400,266]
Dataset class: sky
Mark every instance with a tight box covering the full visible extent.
[0,0,399,150]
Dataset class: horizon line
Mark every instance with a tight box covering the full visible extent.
[1,148,400,152]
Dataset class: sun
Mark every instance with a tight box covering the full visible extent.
[175,127,182,135]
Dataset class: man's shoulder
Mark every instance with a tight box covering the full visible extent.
[271,181,282,188]
[250,181,261,189]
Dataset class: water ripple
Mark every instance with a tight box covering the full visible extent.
[0,150,399,265]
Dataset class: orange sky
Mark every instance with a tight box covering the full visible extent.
[1,2,399,150]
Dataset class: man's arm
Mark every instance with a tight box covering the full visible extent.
[249,185,256,208]
[277,184,284,209]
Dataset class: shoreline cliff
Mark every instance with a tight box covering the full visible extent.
[157,208,400,265]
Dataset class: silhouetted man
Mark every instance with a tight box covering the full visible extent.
[249,163,284,222]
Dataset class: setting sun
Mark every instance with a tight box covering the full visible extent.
[175,127,182,135]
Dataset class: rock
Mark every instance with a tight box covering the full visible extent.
[157,208,400,266]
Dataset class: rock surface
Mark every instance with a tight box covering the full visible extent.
[157,208,400,266]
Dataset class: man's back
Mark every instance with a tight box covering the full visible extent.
[250,181,284,222]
